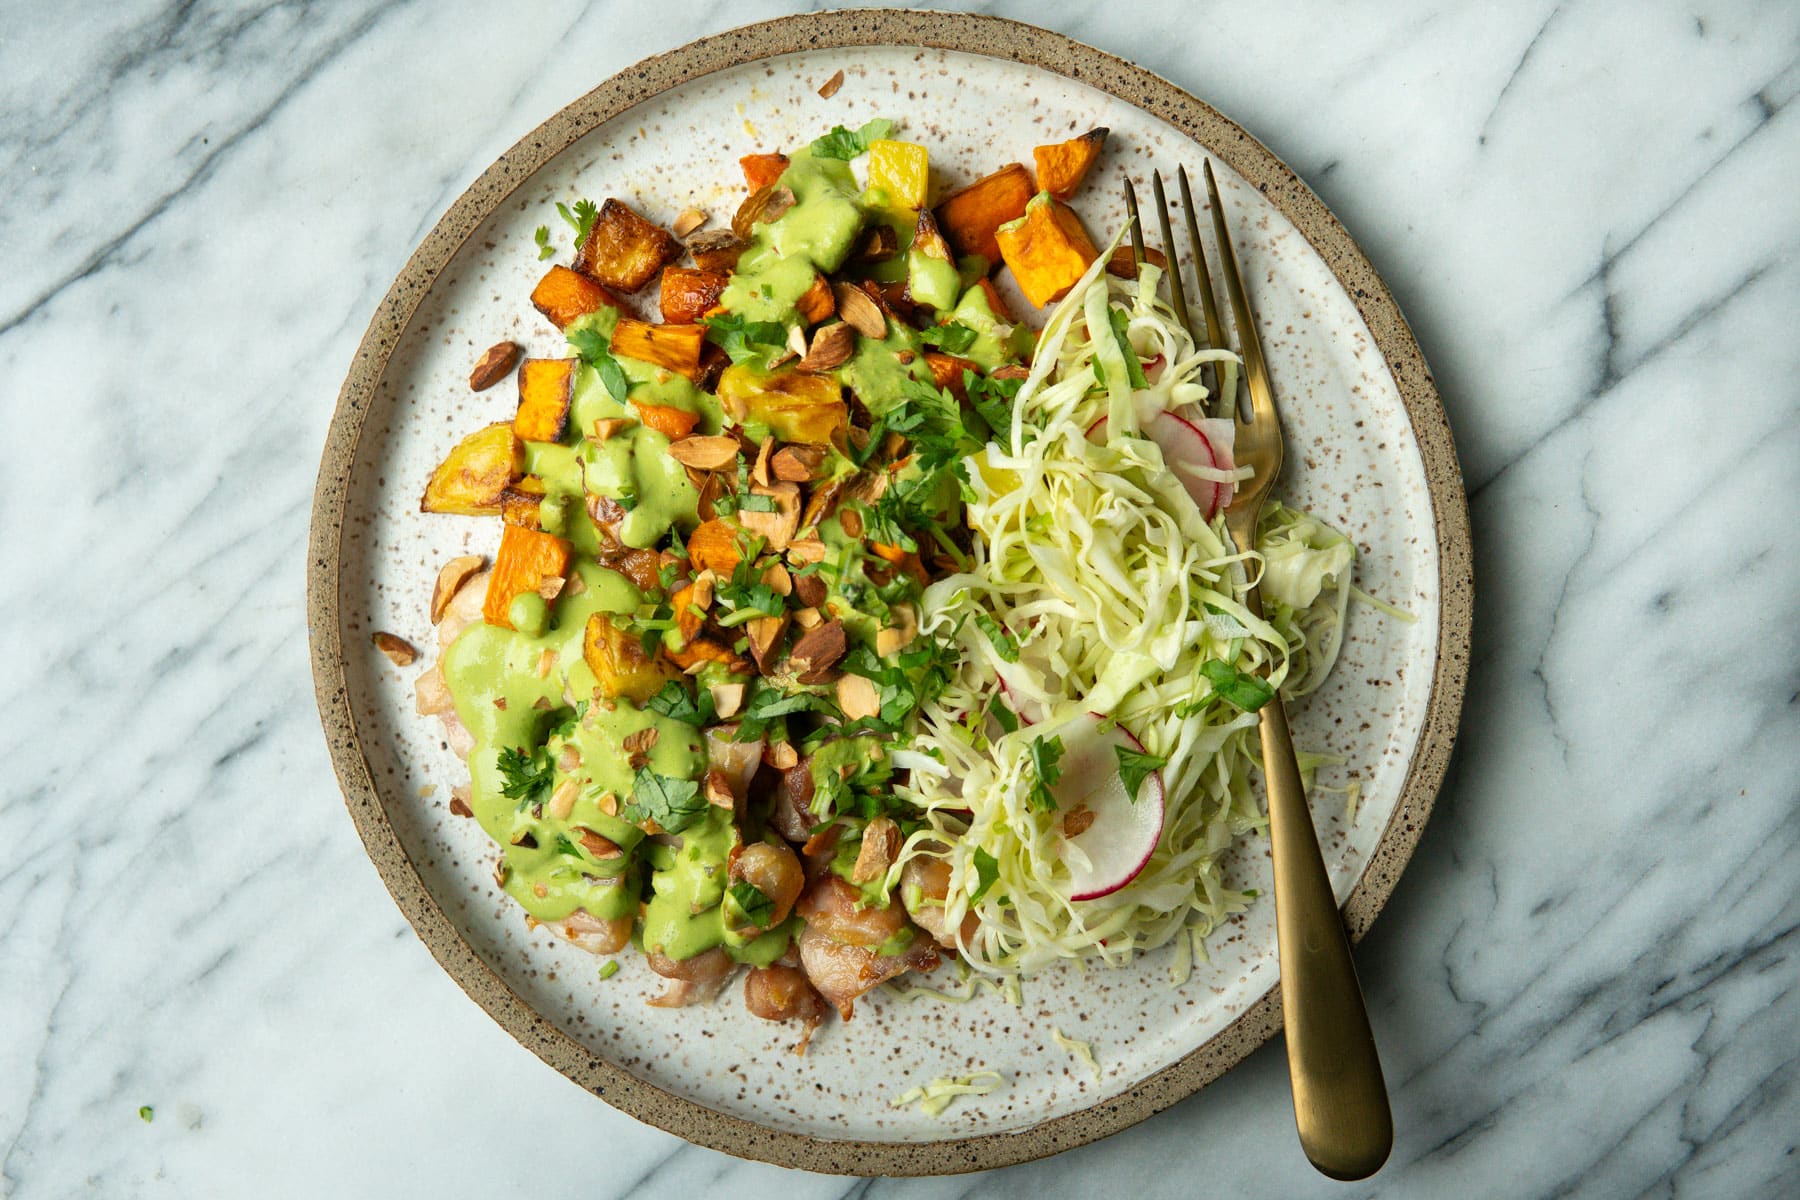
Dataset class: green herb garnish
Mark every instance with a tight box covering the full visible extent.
[497,744,555,808]
[703,311,788,364]
[973,613,1019,662]
[625,767,707,833]
[646,680,711,727]
[558,197,600,242]
[566,324,631,402]
[728,881,776,927]
[138,1106,154,1123]
[1024,734,1065,814]
[919,321,979,354]
[1114,744,1168,803]
[1107,306,1149,388]
[809,117,894,160]
[1198,660,1276,712]
[598,960,619,980]
[969,846,1000,904]
[533,225,555,261]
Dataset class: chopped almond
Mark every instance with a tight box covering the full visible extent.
[850,817,901,883]
[736,481,801,550]
[705,769,736,810]
[789,620,847,683]
[745,614,789,672]
[371,631,417,666]
[430,555,486,623]
[548,778,579,821]
[469,341,521,391]
[671,207,707,237]
[764,740,799,770]
[817,70,845,100]
[798,321,856,373]
[668,435,741,470]
[770,444,826,482]
[836,673,880,722]
[710,681,747,718]
[833,283,886,339]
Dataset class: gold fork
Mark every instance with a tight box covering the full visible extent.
[1126,165,1394,1181]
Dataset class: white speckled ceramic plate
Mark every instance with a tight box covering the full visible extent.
[308,12,1469,1176]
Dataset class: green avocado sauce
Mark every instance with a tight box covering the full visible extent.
[641,808,796,965]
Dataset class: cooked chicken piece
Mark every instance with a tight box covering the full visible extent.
[549,907,632,954]
[644,946,736,1008]
[744,964,826,1053]
[900,855,981,950]
[796,922,939,1021]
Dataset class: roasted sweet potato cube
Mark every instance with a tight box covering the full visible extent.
[500,476,548,528]
[665,636,752,676]
[530,265,621,329]
[514,358,575,443]
[631,401,701,440]
[609,317,706,380]
[935,163,1034,264]
[740,153,790,192]
[482,525,573,628]
[687,518,744,575]
[867,139,930,209]
[795,273,836,326]
[996,192,1099,308]
[924,352,978,397]
[717,365,847,446]
[583,613,680,703]
[1033,127,1108,200]
[687,230,746,273]
[574,199,680,292]
[659,268,730,324]
[421,423,523,515]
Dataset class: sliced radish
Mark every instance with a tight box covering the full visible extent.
[1090,411,1231,519]
[1196,416,1238,514]
[1052,713,1166,901]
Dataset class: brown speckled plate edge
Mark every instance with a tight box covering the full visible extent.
[306,9,1472,1177]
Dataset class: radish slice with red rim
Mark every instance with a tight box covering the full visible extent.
[1052,713,1165,901]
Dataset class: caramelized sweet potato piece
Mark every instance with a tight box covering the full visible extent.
[686,230,747,273]
[659,268,730,324]
[924,352,978,397]
[1033,127,1108,199]
[583,613,680,703]
[996,191,1099,308]
[499,476,547,528]
[935,162,1033,264]
[609,318,706,380]
[631,401,701,440]
[482,525,572,628]
[687,518,743,575]
[717,365,847,446]
[795,273,835,326]
[529,265,621,329]
[740,153,790,192]
[574,199,680,292]
[420,423,523,515]
[665,635,752,675]
[513,358,574,443]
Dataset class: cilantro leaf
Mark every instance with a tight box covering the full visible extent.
[969,846,999,904]
[1024,734,1065,813]
[809,118,894,160]
[534,225,555,261]
[973,613,1019,663]
[496,744,555,809]
[919,321,979,354]
[567,325,631,402]
[558,198,600,242]
[728,881,775,927]
[626,767,707,833]
[646,680,711,727]
[704,312,788,364]
[965,370,1023,438]
[1199,660,1276,712]
[737,492,779,513]
[987,692,1020,735]
[1107,307,1149,388]
[1114,744,1168,803]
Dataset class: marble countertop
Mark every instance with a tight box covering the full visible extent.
[3,2,1795,1196]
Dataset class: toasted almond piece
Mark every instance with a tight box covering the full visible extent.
[790,620,848,682]
[431,554,486,623]
[761,561,792,597]
[672,207,707,237]
[622,727,659,754]
[833,283,887,339]
[786,322,810,360]
[596,790,620,817]
[746,613,789,672]
[492,858,510,888]
[770,444,825,482]
[733,184,795,241]
[710,681,747,718]
[576,827,624,859]
[798,321,856,373]
[591,417,634,441]
[469,341,521,391]
[764,740,799,770]
[1063,804,1097,838]
[990,363,1031,381]
[876,626,911,657]
[786,537,827,566]
[536,648,558,678]
[372,631,417,666]
[737,481,801,551]
[792,606,822,630]
[449,790,474,818]
[817,69,845,99]
[838,506,864,538]
[692,568,716,611]
[705,769,736,810]
[548,777,580,821]
[836,673,880,722]
[556,743,581,771]
[668,435,741,470]
[536,574,566,603]
[752,437,774,488]
[850,815,900,883]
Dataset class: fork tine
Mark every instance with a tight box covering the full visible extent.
[1175,166,1232,418]
[1202,160,1276,427]
[1149,171,1198,345]
[1122,178,1148,269]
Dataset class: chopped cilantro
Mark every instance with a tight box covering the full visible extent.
[965,370,1023,436]
[1107,307,1149,388]
[566,325,631,402]
[1198,660,1276,712]
[646,680,711,727]
[533,225,554,261]
[737,491,779,513]
[969,846,1000,904]
[1024,734,1065,813]
[919,321,979,354]
[974,613,1019,662]
[557,197,600,242]
[598,960,619,980]
[703,312,788,364]
[809,117,894,160]
[496,744,555,808]
[728,881,775,927]
[1114,744,1168,803]
[138,1106,154,1123]
[987,692,1020,734]
[625,767,707,833]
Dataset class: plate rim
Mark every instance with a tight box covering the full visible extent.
[305,9,1471,1177]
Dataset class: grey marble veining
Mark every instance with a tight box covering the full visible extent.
[1,1,1795,1197]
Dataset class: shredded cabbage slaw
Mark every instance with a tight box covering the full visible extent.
[892,252,1361,977]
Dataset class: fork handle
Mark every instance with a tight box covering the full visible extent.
[1246,591,1394,1179]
